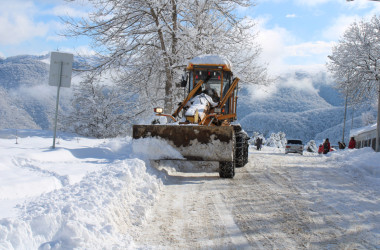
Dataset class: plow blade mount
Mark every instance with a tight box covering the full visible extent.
[133,125,235,162]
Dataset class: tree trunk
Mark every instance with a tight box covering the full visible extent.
[150,5,176,115]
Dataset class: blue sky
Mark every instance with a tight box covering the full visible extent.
[0,0,379,74]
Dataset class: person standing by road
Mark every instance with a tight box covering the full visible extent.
[318,144,323,154]
[323,138,331,154]
[348,137,356,149]
[256,137,263,151]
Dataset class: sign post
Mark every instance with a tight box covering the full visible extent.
[48,52,73,149]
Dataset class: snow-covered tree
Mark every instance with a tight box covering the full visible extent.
[306,140,317,153]
[265,132,286,148]
[65,75,139,138]
[250,132,266,146]
[327,15,380,151]
[63,0,269,118]
[327,15,380,103]
[361,111,376,126]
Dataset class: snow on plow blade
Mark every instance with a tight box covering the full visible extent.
[132,125,235,162]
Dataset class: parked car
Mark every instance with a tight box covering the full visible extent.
[285,139,304,155]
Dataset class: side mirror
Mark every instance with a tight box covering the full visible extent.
[180,74,188,87]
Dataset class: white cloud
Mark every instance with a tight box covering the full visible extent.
[322,8,379,42]
[256,17,332,75]
[262,0,378,7]
[345,0,376,9]
[256,17,295,73]
[286,14,297,18]
[282,75,318,94]
[0,1,49,45]
[59,46,97,57]
[294,0,331,6]
[47,35,67,42]
[322,15,360,40]
[259,0,334,6]
[247,83,277,101]
[286,41,334,57]
[368,3,380,16]
[50,5,89,18]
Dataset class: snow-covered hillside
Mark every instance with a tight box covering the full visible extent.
[237,71,365,144]
[0,54,373,144]
[0,55,49,90]
[0,55,74,130]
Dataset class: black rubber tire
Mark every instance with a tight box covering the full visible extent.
[219,161,235,178]
[234,126,249,168]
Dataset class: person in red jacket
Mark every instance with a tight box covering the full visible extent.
[318,144,323,154]
[348,137,356,149]
[323,138,331,154]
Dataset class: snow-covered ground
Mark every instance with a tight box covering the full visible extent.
[0,130,164,249]
[0,129,379,249]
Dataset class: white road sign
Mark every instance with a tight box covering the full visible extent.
[48,52,73,88]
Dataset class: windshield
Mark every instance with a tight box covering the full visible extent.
[196,70,221,90]
[287,140,303,145]
[191,70,222,102]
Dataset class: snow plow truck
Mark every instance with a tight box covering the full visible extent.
[133,55,249,178]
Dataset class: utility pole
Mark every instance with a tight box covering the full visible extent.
[342,90,348,144]
[377,79,380,152]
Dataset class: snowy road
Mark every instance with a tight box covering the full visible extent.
[133,148,380,249]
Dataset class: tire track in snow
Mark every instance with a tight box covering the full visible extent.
[13,158,69,186]
[224,152,316,249]
[132,167,249,249]
[132,150,378,249]
[211,191,251,249]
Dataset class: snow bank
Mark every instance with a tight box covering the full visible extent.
[1,129,378,248]
[189,54,232,69]
[132,135,234,162]
[0,130,163,249]
[0,160,161,249]
[323,147,380,185]
[132,137,185,160]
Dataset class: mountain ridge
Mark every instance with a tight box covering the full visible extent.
[0,54,366,143]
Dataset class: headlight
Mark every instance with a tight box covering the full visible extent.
[154,107,163,113]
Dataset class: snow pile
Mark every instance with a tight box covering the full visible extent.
[0,130,162,249]
[189,54,232,69]
[178,136,234,161]
[306,140,318,152]
[132,137,184,160]
[185,93,218,118]
[133,135,234,162]
[0,161,160,249]
[326,147,380,183]
[350,122,377,137]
